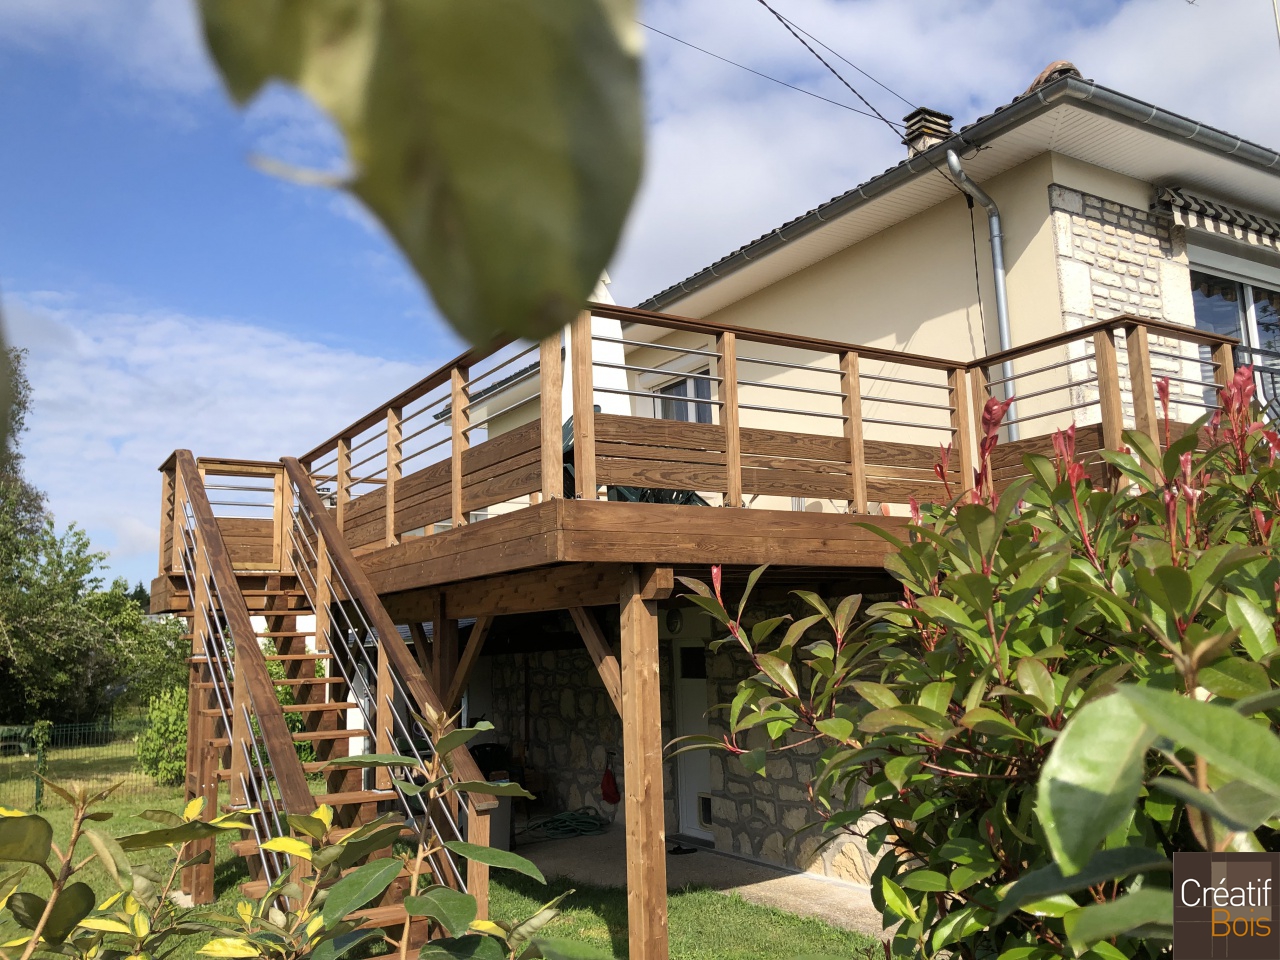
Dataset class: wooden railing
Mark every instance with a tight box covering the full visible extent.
[161,305,1245,571]
[172,450,314,902]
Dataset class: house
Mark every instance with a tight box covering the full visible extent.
[150,63,1276,960]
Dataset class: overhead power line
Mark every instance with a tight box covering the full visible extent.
[770,10,918,111]
[637,20,904,129]
[751,0,903,139]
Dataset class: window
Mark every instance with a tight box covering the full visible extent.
[1190,267,1280,414]
[656,370,713,424]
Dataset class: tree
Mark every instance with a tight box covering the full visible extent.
[0,350,186,723]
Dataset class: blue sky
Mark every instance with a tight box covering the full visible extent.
[3,0,1277,588]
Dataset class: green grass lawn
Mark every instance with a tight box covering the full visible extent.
[7,776,879,960]
[0,738,156,808]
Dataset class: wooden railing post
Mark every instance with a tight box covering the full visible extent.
[335,436,352,533]
[386,406,403,547]
[970,364,991,437]
[540,334,564,500]
[839,352,868,514]
[1093,328,1125,453]
[948,367,976,497]
[375,646,394,789]
[716,332,742,508]
[570,312,597,499]
[159,462,176,576]
[1124,323,1161,452]
[1213,341,1236,390]
[451,366,470,526]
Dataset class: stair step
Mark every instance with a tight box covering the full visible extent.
[264,654,333,661]
[200,703,357,719]
[256,631,315,638]
[282,702,359,713]
[231,822,413,856]
[196,677,344,690]
[313,788,400,806]
[209,728,370,749]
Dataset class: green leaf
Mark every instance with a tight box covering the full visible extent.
[851,682,900,710]
[311,930,381,960]
[321,754,421,770]
[286,813,330,841]
[117,820,226,850]
[435,722,494,761]
[931,904,987,952]
[813,718,854,742]
[880,876,919,923]
[1151,776,1280,833]
[508,890,572,948]
[1198,657,1269,700]
[960,707,1031,742]
[82,829,132,893]
[1234,688,1280,715]
[404,886,477,938]
[1063,889,1173,952]
[1228,595,1276,661]
[900,869,949,892]
[1037,693,1153,875]
[0,816,52,865]
[261,837,313,861]
[1016,659,1056,714]
[200,0,643,346]
[321,858,405,927]
[1120,686,1280,799]
[755,654,798,698]
[449,781,535,799]
[443,841,545,883]
[20,883,94,944]
[917,681,954,717]
[995,848,1170,923]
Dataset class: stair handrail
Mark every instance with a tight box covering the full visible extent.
[175,450,316,815]
[281,457,497,812]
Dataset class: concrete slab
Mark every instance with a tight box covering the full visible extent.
[515,825,885,938]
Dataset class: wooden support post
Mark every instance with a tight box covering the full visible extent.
[1093,329,1125,453]
[1125,324,1161,452]
[948,367,976,496]
[315,548,332,654]
[335,436,351,533]
[540,334,565,500]
[619,568,669,960]
[716,332,742,507]
[159,465,176,576]
[408,620,437,688]
[386,406,403,547]
[569,606,623,716]
[571,311,598,499]
[445,616,493,712]
[433,602,459,707]
[1212,341,1235,390]
[451,366,470,526]
[466,804,491,919]
[840,352,868,513]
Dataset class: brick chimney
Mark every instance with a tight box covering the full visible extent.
[901,107,954,157]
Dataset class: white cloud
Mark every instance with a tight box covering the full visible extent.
[5,292,430,586]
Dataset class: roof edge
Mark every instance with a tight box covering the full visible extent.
[637,75,1280,314]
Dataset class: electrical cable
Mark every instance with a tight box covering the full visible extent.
[769,9,918,111]
[967,195,991,355]
[750,0,903,137]
[517,807,612,841]
[637,20,902,126]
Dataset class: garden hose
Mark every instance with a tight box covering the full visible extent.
[516,806,611,842]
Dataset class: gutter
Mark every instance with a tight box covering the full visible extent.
[639,76,1280,313]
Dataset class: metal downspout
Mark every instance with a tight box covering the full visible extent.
[946,149,1019,440]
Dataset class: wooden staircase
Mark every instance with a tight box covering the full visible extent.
[168,451,494,941]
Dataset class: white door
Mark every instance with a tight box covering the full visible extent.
[673,641,713,841]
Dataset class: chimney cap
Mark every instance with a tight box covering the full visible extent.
[901,106,954,156]
[1024,61,1083,94]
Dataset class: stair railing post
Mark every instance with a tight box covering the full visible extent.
[570,311,597,499]
[1213,340,1236,390]
[375,642,394,790]
[717,332,743,508]
[467,802,491,918]
[451,366,470,527]
[386,406,403,547]
[540,333,564,500]
[840,351,868,513]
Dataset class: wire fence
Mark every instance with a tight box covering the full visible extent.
[0,719,171,809]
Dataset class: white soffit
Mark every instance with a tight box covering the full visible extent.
[664,103,1280,319]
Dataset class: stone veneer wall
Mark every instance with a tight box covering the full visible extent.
[1048,183,1205,421]
[484,646,678,830]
